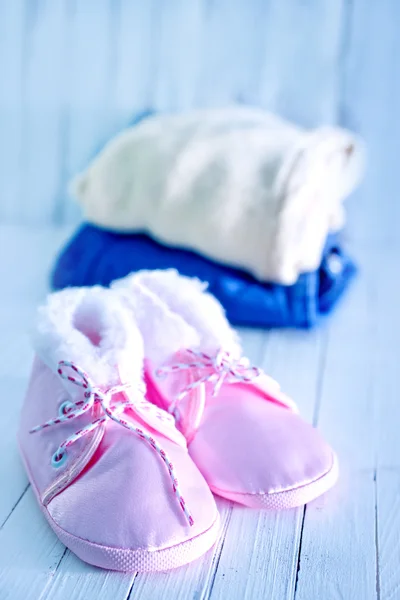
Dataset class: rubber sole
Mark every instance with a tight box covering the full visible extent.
[209,452,339,510]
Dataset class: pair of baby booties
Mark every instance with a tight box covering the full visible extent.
[18,270,338,572]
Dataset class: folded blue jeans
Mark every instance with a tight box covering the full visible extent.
[51,224,356,329]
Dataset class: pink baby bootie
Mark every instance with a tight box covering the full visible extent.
[18,286,219,572]
[113,270,338,510]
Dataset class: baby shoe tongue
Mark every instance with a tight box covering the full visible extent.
[149,349,204,442]
[122,375,187,448]
[102,356,187,449]
[154,346,298,441]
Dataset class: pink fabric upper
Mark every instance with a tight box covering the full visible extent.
[46,415,217,550]
[145,351,336,503]
[112,270,337,508]
[19,356,218,553]
[188,385,334,496]
[19,356,101,497]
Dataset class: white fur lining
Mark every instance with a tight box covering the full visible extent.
[113,277,200,364]
[113,270,242,361]
[33,286,144,390]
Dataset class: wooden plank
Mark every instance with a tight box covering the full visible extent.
[0,1,25,221]
[260,329,325,423]
[341,0,400,241]
[0,226,72,531]
[132,500,232,600]
[63,1,164,224]
[19,0,69,224]
[258,0,345,125]
[0,376,29,528]
[337,0,400,469]
[0,225,72,378]
[209,507,302,600]
[0,225,65,526]
[239,328,268,365]
[300,5,400,591]
[195,0,267,107]
[0,1,398,597]
[295,471,377,600]
[43,512,236,600]
[40,550,134,600]
[62,0,116,223]
[315,255,376,470]
[359,245,400,470]
[316,245,400,471]
[0,489,66,600]
[316,0,400,467]
[0,225,72,307]
[113,0,158,119]
[152,0,203,111]
[376,469,400,600]
[0,0,347,224]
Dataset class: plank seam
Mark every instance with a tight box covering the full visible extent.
[56,106,72,225]
[53,0,75,226]
[201,503,234,600]
[293,506,307,599]
[124,573,139,600]
[147,0,163,109]
[0,482,30,530]
[312,328,329,427]
[374,469,381,600]
[107,0,121,111]
[294,324,330,596]
[37,546,69,600]
[337,0,355,127]
[18,0,33,223]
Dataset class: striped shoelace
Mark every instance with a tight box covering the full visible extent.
[30,360,194,526]
[156,348,261,420]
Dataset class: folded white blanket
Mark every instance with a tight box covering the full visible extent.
[71,107,364,284]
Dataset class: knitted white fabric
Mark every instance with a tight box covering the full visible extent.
[72,107,364,285]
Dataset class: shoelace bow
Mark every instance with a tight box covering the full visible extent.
[30,360,194,526]
[156,349,261,416]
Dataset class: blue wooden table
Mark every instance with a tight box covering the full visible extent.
[0,2,399,599]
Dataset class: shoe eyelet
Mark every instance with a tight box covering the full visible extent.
[154,368,167,380]
[51,449,67,468]
[59,400,74,417]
